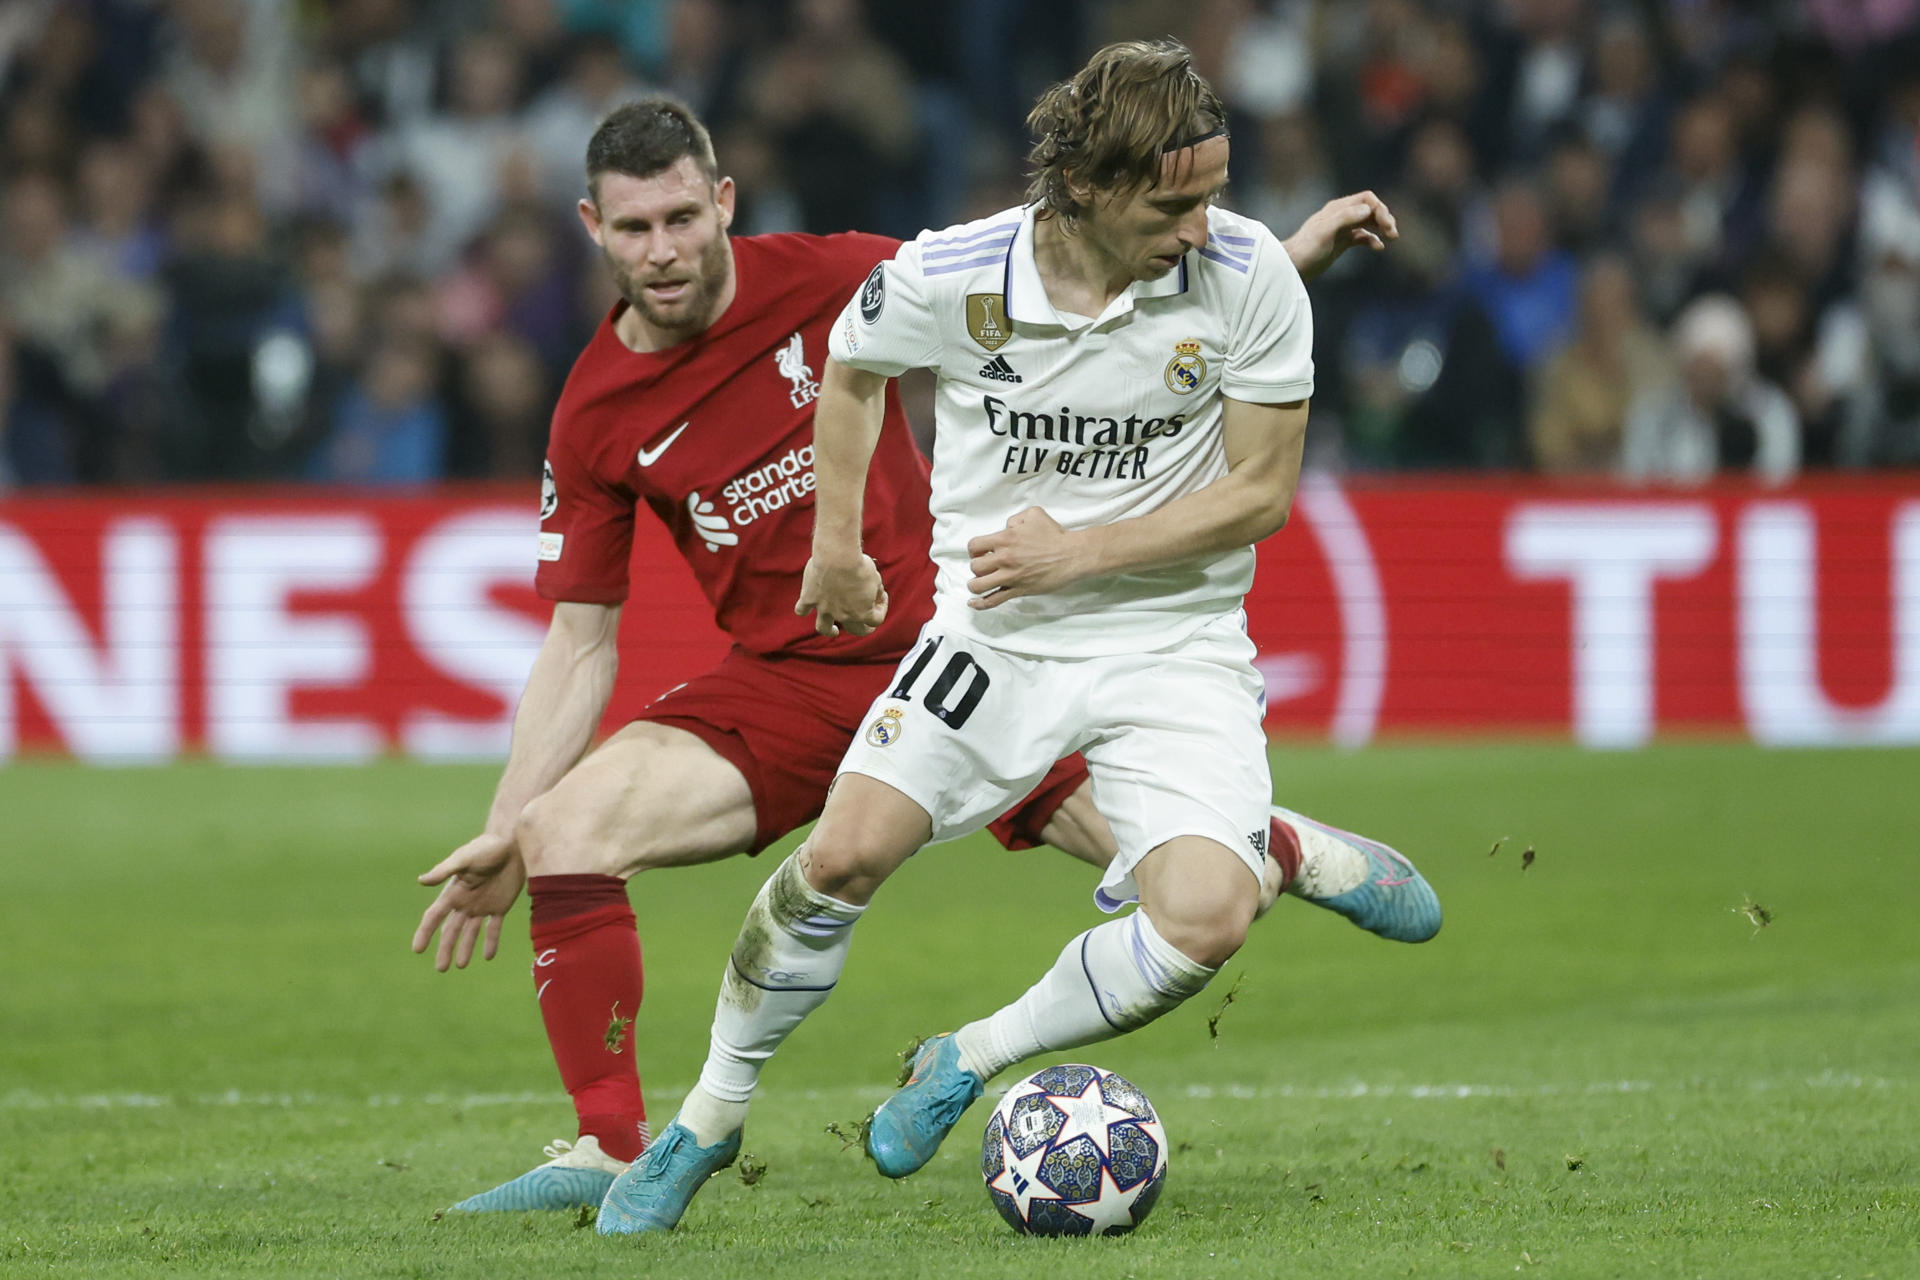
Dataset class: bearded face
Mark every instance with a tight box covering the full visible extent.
[603,220,733,334]
[581,157,737,342]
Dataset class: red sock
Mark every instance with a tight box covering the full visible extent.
[1267,816,1304,892]
[528,874,648,1162]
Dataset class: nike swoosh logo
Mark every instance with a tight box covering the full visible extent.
[637,421,690,466]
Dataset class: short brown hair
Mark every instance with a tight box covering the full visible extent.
[585,97,719,197]
[1025,39,1228,227]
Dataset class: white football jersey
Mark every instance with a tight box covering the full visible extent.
[829,203,1313,657]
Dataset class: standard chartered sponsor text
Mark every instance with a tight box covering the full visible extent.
[723,444,817,526]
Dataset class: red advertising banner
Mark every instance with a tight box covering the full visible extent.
[2,474,1915,760]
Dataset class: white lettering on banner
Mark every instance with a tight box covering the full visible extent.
[401,510,545,759]
[0,518,179,761]
[1298,476,1388,748]
[1738,502,1920,745]
[205,516,383,761]
[1506,505,1718,749]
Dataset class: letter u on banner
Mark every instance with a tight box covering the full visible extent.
[1738,502,1920,745]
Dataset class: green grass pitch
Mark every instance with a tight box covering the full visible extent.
[2,743,1916,1278]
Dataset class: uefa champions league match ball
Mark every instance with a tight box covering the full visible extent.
[980,1063,1168,1236]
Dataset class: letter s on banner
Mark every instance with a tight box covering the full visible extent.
[401,509,546,759]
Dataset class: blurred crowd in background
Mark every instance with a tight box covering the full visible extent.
[1,0,1917,489]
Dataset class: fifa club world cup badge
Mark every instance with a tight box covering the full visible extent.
[1164,339,1206,395]
[865,705,906,747]
[967,294,1011,351]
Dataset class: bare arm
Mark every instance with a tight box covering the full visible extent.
[966,398,1310,607]
[795,356,892,637]
[478,600,623,836]
[412,599,621,969]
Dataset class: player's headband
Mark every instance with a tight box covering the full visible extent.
[1163,124,1228,152]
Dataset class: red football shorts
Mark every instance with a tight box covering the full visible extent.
[636,645,1089,854]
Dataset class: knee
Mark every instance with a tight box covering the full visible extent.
[1151,894,1254,971]
[516,791,621,877]
[801,837,891,905]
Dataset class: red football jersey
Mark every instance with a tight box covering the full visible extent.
[537,231,934,662]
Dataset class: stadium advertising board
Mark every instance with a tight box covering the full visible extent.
[2,475,1915,759]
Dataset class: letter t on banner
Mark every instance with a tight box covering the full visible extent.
[1506,504,1717,748]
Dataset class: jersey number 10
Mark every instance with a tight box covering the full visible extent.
[889,636,989,731]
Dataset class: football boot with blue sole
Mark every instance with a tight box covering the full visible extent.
[1276,804,1442,943]
[866,1033,985,1179]
[447,1136,628,1213]
[595,1121,740,1234]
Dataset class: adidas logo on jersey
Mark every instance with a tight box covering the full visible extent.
[978,355,1023,383]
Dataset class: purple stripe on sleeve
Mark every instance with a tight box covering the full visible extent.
[1198,246,1252,273]
[1214,232,1257,246]
[924,253,1011,276]
[923,234,1015,262]
[923,220,1020,253]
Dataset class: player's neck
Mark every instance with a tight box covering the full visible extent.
[612,258,740,353]
[1032,215,1133,320]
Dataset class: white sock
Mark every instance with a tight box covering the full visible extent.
[688,850,864,1142]
[954,911,1214,1082]
[1281,812,1369,898]
[675,1085,748,1148]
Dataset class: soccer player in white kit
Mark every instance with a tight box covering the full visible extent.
[597,39,1440,1233]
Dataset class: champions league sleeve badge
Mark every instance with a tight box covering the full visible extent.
[540,460,558,519]
[1164,340,1206,395]
[865,705,907,747]
[860,264,886,324]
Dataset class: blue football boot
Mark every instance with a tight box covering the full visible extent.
[447,1136,629,1213]
[595,1121,740,1234]
[866,1034,985,1179]
[1275,804,1442,942]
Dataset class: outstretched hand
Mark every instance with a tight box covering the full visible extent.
[1284,191,1399,283]
[412,831,526,972]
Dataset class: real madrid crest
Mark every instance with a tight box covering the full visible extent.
[1164,339,1206,395]
[966,294,1011,351]
[865,705,906,748]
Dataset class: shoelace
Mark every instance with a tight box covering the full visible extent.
[925,1069,983,1124]
[628,1128,690,1184]
[541,1138,576,1161]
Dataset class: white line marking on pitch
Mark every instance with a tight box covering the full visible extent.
[1,1073,1899,1112]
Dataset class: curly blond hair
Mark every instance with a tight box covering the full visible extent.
[1025,39,1228,228]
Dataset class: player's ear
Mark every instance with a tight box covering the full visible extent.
[715,176,736,230]
[576,195,604,245]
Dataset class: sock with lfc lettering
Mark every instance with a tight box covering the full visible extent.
[528,874,649,1162]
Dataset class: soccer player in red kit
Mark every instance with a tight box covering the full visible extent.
[410,97,1435,1213]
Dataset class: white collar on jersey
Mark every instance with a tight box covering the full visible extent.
[1001,203,1191,330]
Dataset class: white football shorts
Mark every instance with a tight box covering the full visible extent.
[836,611,1272,910]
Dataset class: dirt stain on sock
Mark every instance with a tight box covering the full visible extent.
[604,1002,634,1053]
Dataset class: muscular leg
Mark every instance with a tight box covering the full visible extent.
[675,773,928,1144]
[1037,782,1290,916]
[513,723,758,1163]
[954,835,1255,1081]
[516,721,758,878]
[1035,782,1114,869]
